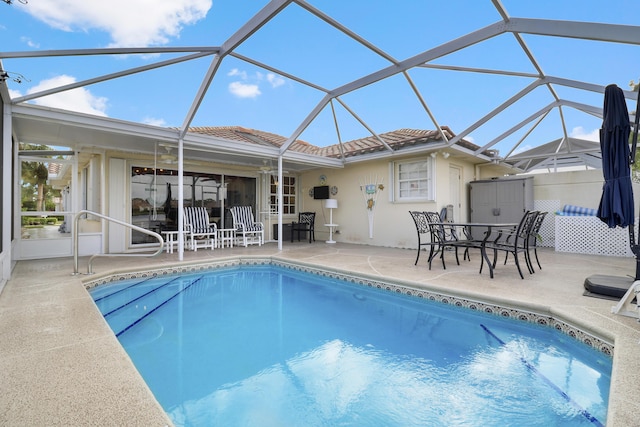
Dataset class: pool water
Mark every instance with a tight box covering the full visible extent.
[90,265,611,426]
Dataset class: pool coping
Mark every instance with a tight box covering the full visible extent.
[84,255,615,356]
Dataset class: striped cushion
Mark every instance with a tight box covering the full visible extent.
[556,205,597,216]
[231,206,263,231]
[184,207,216,233]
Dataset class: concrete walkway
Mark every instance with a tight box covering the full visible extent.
[1,242,639,426]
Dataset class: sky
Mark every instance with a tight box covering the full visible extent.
[1,0,639,155]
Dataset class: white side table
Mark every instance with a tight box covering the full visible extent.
[324,223,338,244]
[217,228,236,248]
[161,230,187,253]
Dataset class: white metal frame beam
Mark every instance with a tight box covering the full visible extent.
[12,52,216,105]
[5,1,640,175]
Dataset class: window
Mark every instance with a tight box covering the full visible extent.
[269,175,296,214]
[19,145,75,239]
[393,158,434,201]
[130,167,231,244]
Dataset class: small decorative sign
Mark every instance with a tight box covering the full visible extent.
[359,174,384,238]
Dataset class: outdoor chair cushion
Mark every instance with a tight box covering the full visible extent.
[556,204,597,216]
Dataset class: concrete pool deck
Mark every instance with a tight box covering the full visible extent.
[1,242,639,426]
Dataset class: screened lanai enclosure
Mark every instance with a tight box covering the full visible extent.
[2,0,640,266]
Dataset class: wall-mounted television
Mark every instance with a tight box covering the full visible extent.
[313,185,329,200]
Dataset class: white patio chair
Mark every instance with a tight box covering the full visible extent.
[230,206,264,247]
[183,206,217,251]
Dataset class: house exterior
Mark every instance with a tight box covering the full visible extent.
[5,101,635,292]
[6,103,512,269]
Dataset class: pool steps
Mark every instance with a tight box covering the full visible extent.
[94,275,204,337]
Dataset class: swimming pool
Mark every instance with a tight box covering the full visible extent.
[90,263,611,426]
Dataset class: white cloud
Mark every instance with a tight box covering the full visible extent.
[227,68,285,99]
[27,75,108,116]
[8,88,22,99]
[570,126,599,142]
[267,73,285,88]
[23,0,211,47]
[229,81,261,99]
[228,68,248,80]
[143,117,167,127]
[20,36,40,48]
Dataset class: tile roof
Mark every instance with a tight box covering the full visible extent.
[187,125,482,158]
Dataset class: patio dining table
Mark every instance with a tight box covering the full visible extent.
[432,221,518,278]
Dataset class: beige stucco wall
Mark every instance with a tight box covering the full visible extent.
[106,149,633,251]
[299,164,640,250]
[531,169,640,212]
[299,154,477,249]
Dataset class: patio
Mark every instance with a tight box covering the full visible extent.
[1,242,639,426]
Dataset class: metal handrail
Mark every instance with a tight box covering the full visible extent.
[73,209,164,275]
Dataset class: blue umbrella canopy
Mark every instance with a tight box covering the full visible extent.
[597,84,634,228]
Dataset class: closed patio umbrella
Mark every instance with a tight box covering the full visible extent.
[596,84,634,229]
[586,85,640,310]
[587,84,640,295]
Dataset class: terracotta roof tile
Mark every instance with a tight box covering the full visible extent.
[187,126,314,149]
[185,126,482,158]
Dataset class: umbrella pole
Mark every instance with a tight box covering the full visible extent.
[632,87,640,278]
[632,227,640,280]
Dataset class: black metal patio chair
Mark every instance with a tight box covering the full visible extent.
[409,211,431,265]
[291,212,316,243]
[527,211,548,271]
[485,210,539,279]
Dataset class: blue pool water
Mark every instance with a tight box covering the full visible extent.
[90,265,611,426]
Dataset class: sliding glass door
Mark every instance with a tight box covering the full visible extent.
[130,166,256,245]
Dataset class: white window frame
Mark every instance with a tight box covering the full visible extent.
[389,158,435,202]
[270,174,297,215]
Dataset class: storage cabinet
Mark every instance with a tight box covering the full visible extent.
[273,223,307,241]
[469,177,534,223]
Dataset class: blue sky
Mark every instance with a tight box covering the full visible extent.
[2,0,639,154]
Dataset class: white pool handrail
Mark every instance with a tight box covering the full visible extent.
[73,210,164,275]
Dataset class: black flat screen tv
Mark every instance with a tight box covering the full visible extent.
[313,185,329,200]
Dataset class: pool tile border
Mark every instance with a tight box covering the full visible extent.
[84,257,614,356]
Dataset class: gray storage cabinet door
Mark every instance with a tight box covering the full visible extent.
[469,177,533,224]
[469,181,497,223]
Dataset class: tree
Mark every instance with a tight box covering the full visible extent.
[20,143,51,211]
